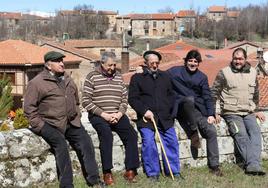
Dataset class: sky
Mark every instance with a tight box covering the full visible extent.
[0,0,267,15]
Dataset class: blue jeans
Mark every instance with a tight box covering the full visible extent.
[139,127,180,177]
[223,113,262,169]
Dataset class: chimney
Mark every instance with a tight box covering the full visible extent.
[121,33,129,74]
[121,51,129,74]
[224,38,228,48]
[146,40,150,51]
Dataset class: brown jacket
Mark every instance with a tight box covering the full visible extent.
[24,69,81,134]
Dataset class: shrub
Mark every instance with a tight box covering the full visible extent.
[13,108,29,129]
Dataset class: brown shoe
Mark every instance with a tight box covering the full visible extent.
[210,167,223,177]
[190,131,201,149]
[103,173,114,186]
[123,170,137,183]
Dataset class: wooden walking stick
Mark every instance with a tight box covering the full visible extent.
[143,117,175,180]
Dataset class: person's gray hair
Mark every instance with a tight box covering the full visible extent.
[144,53,159,63]
[101,51,116,63]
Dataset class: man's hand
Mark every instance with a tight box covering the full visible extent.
[144,110,154,122]
[255,112,266,123]
[215,114,222,124]
[207,116,216,124]
[110,112,123,125]
[100,112,114,122]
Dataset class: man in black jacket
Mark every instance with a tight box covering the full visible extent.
[128,50,180,181]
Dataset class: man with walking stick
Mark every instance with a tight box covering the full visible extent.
[128,50,181,182]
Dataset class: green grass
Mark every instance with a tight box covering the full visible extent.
[38,161,268,188]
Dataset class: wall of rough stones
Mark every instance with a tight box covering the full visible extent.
[1,111,268,187]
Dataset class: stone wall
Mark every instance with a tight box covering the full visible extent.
[1,111,268,187]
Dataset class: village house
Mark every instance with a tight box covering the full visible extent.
[0,39,81,109]
[175,10,196,34]
[206,6,227,21]
[116,13,177,37]
[63,39,123,60]
[206,6,240,22]
[98,10,118,28]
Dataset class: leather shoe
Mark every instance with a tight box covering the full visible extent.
[245,166,266,176]
[103,173,114,186]
[123,170,137,183]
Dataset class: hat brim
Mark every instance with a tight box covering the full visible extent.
[50,54,66,61]
[143,50,162,61]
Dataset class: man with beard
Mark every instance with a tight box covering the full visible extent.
[82,51,140,186]
[167,49,222,176]
[24,51,104,187]
[128,50,180,181]
[211,48,266,176]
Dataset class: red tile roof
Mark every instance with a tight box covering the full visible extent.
[64,39,122,48]
[123,40,268,108]
[0,12,22,19]
[177,10,196,17]
[258,76,268,109]
[208,6,227,12]
[224,40,259,49]
[42,42,100,61]
[0,40,81,66]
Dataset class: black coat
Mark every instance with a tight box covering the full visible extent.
[128,68,175,131]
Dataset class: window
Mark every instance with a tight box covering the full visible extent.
[162,29,165,33]
[162,21,165,24]
[153,21,157,28]
[145,29,149,35]
[0,72,15,85]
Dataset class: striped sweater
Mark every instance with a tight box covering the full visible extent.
[82,67,128,116]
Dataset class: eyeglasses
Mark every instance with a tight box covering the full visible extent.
[188,59,198,63]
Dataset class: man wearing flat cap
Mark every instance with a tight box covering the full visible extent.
[128,50,181,181]
[24,51,104,187]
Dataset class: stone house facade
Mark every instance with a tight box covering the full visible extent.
[175,10,196,34]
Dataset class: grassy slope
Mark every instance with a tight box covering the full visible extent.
[39,160,268,188]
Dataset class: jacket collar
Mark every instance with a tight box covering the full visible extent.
[41,68,71,85]
[230,62,251,73]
